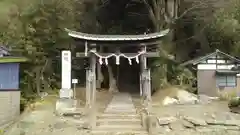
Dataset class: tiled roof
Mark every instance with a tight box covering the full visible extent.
[181,49,240,66]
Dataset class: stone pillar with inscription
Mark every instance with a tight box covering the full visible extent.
[55,50,75,115]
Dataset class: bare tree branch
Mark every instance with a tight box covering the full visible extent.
[142,0,158,29]
[174,1,207,21]
[142,0,226,28]
[174,23,210,44]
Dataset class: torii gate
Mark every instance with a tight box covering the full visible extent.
[56,29,169,130]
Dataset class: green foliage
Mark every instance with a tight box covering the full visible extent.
[151,57,196,91]
[228,98,240,107]
[0,0,81,109]
[1,0,240,109]
[15,0,76,93]
[207,0,240,56]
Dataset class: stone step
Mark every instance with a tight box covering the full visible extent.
[59,117,85,125]
[97,114,141,119]
[108,103,133,105]
[106,105,134,107]
[91,130,148,135]
[107,104,134,106]
[96,124,143,130]
[105,109,136,113]
[106,107,135,109]
[106,106,135,108]
[104,110,136,112]
[100,112,139,116]
[105,107,135,110]
[97,118,141,125]
[110,100,131,101]
[94,93,146,134]
[103,113,137,116]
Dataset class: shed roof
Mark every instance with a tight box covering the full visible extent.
[65,28,170,41]
[0,45,27,63]
[181,49,240,66]
[0,57,28,63]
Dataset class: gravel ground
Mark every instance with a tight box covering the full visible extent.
[3,97,90,135]
[151,101,240,118]
[132,94,240,135]
[2,92,240,135]
[3,90,112,135]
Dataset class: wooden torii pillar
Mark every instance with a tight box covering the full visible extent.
[140,46,153,134]
[85,46,97,129]
[140,46,151,102]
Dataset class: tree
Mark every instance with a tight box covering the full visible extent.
[207,0,240,56]
[0,0,80,97]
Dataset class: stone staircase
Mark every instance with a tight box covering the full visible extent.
[92,93,148,135]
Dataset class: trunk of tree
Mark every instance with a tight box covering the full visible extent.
[96,47,104,89]
[35,59,50,96]
[142,0,180,87]
[96,62,104,89]
[27,76,32,92]
[194,24,211,55]
[107,64,118,92]
[35,69,41,96]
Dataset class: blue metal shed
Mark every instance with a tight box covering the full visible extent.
[0,46,27,126]
[0,46,27,90]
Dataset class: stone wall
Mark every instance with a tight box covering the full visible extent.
[0,91,20,126]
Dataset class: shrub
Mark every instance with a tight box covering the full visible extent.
[228,98,240,107]
[218,90,238,101]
